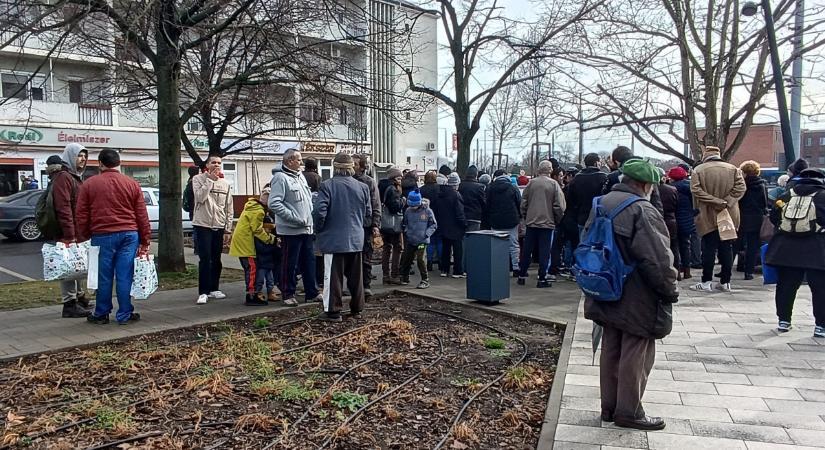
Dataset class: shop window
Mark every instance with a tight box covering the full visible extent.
[319,159,332,180]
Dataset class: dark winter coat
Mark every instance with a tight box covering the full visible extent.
[584,183,679,340]
[658,182,678,238]
[604,168,665,214]
[378,178,392,203]
[303,170,321,193]
[383,185,404,215]
[483,176,521,230]
[765,178,825,271]
[402,205,437,245]
[420,182,439,205]
[432,185,466,240]
[313,175,371,253]
[254,236,279,271]
[672,179,696,236]
[401,174,419,199]
[567,167,608,226]
[738,175,769,234]
[458,179,486,222]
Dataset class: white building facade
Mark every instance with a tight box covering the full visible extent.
[0,0,438,196]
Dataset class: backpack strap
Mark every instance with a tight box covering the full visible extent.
[608,195,644,220]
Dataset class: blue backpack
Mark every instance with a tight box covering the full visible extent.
[573,195,643,302]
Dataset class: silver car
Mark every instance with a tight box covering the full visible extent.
[141,187,193,234]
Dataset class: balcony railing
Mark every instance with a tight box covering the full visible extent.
[0,30,26,47]
[78,103,113,126]
[273,120,297,137]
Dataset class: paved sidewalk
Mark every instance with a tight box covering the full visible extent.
[0,246,581,359]
[554,276,825,450]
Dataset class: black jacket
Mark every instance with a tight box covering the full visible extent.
[672,179,696,235]
[458,179,486,222]
[765,178,825,270]
[659,182,678,237]
[378,178,392,203]
[483,176,521,229]
[383,185,404,215]
[584,183,678,339]
[420,182,439,204]
[604,168,665,214]
[401,175,419,199]
[432,185,466,240]
[567,167,608,226]
[738,175,768,233]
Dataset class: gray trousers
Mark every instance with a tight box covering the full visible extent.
[599,325,656,420]
[60,279,85,304]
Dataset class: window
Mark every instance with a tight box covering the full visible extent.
[299,105,325,122]
[68,80,82,103]
[1,73,46,100]
[820,137,825,146]
[807,137,813,147]
[819,156,825,165]
[339,106,348,125]
[142,191,153,206]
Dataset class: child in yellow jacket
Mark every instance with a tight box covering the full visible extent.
[229,190,276,305]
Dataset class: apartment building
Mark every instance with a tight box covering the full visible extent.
[0,0,438,196]
[801,129,825,167]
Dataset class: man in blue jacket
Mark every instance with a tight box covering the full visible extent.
[313,153,371,322]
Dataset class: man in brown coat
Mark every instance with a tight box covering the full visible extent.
[584,159,679,431]
[689,146,746,292]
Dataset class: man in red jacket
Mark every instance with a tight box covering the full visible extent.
[76,149,151,325]
[52,143,90,318]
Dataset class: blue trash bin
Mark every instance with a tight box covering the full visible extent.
[465,230,511,304]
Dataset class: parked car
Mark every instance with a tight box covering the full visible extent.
[142,187,193,234]
[0,187,191,241]
[0,190,45,241]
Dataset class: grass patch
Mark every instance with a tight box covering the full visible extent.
[249,378,318,401]
[482,336,505,349]
[253,317,271,329]
[0,264,244,311]
[331,391,368,412]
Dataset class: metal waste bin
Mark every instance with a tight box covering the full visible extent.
[464,230,510,304]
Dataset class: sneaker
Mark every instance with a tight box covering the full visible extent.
[87,314,109,325]
[246,293,268,306]
[304,295,323,304]
[690,281,713,292]
[451,273,466,279]
[196,294,209,305]
[536,280,552,288]
[440,272,448,278]
[416,280,430,289]
[777,321,792,332]
[716,283,732,292]
[208,291,227,299]
[814,326,825,338]
[118,313,141,325]
[62,300,90,318]
[517,277,526,286]
[317,313,342,323]
[547,274,558,283]
[400,279,410,285]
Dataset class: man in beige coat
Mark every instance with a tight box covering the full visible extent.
[689,146,746,292]
[517,160,566,288]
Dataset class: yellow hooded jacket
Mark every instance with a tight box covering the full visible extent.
[229,198,276,257]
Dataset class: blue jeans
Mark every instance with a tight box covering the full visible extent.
[492,227,520,270]
[91,231,139,322]
[279,234,319,300]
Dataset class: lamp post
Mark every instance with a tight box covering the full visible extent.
[742,0,796,169]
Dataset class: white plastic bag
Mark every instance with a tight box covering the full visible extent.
[130,255,158,300]
[42,241,90,281]
[86,246,100,290]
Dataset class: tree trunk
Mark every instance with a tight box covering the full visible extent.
[155,41,186,272]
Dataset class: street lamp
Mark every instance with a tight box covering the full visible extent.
[741,0,797,170]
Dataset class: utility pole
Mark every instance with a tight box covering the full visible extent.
[577,94,584,164]
[475,138,479,166]
[790,0,804,155]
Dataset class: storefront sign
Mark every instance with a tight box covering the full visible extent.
[0,127,43,144]
[303,142,336,153]
[57,131,111,144]
[335,143,371,155]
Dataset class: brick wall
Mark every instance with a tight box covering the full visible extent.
[801,130,825,167]
[725,124,784,169]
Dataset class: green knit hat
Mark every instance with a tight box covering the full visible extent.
[621,159,661,184]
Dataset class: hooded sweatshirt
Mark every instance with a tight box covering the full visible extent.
[268,165,313,235]
[50,143,87,241]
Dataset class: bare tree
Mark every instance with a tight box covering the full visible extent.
[399,0,606,175]
[560,0,825,163]
[487,82,525,171]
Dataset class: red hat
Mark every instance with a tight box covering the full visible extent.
[667,166,688,181]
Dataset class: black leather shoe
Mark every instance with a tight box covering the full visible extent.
[63,301,90,318]
[517,278,526,286]
[118,313,141,325]
[744,274,754,281]
[614,416,666,431]
[87,314,109,325]
[536,280,552,289]
[317,314,342,323]
[600,411,614,422]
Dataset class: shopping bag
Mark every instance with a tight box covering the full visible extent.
[86,246,100,290]
[761,244,777,285]
[717,209,738,241]
[42,241,89,281]
[130,255,158,300]
[759,216,774,242]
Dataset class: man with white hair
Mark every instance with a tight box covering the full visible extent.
[313,153,371,322]
[518,160,566,288]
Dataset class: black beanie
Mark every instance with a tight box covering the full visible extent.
[788,158,809,176]
[465,165,478,180]
[438,165,452,177]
